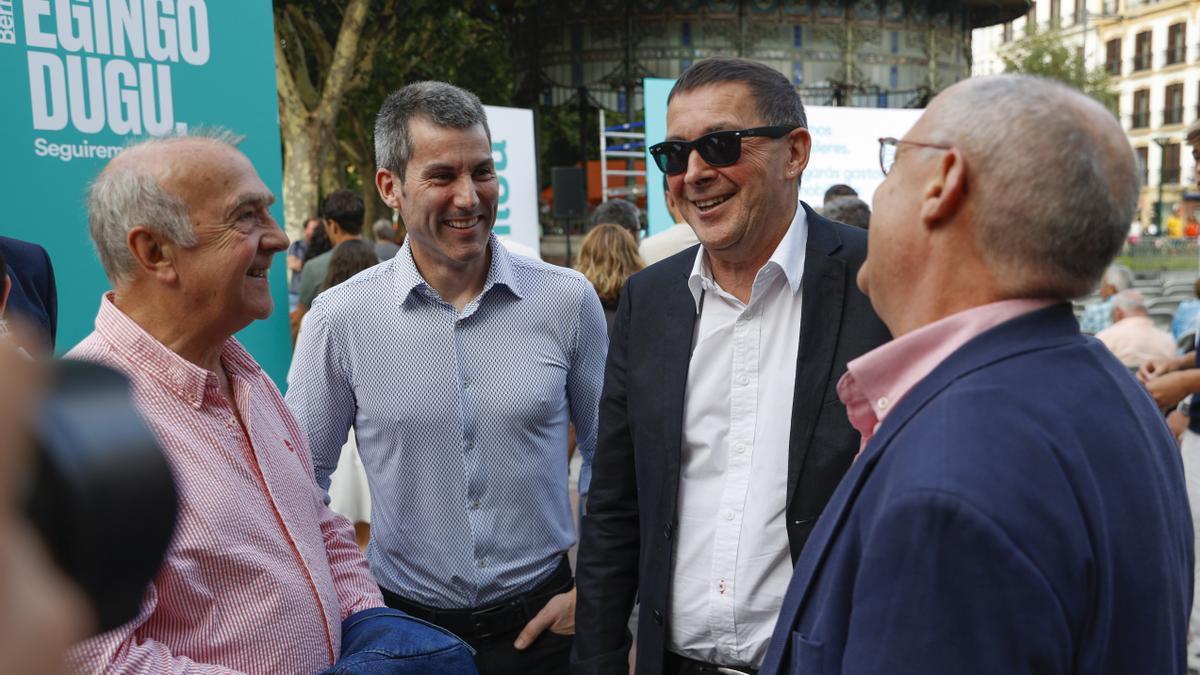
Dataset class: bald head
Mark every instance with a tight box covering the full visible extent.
[88,132,246,284]
[919,76,1138,299]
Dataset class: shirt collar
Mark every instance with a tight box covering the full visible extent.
[687,199,807,311]
[837,298,1055,449]
[393,234,524,308]
[93,293,262,410]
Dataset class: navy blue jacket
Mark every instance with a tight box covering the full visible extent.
[321,607,478,674]
[761,304,1193,675]
[0,235,57,349]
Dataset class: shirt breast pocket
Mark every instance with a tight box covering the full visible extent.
[790,631,826,675]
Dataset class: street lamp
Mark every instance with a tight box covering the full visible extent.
[1154,136,1170,235]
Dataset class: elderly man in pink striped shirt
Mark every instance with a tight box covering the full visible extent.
[65,133,474,674]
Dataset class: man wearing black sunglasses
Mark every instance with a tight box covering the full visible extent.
[573,57,890,675]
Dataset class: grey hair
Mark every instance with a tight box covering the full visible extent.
[929,75,1138,300]
[372,218,393,239]
[822,197,871,230]
[87,128,245,284]
[670,57,807,129]
[590,199,642,234]
[1111,288,1147,315]
[1104,263,1135,291]
[374,81,491,180]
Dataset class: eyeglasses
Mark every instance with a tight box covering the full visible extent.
[649,126,799,175]
[878,137,953,176]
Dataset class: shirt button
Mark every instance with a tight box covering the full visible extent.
[737,375,750,386]
[724,512,734,521]
[470,499,481,510]
[653,610,664,625]
[465,440,475,450]
[462,377,470,389]
[735,444,747,455]
[877,396,890,410]
[478,559,487,568]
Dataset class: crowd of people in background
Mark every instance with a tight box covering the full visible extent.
[1,58,1199,675]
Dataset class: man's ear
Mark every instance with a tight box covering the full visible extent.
[324,218,341,238]
[920,148,967,229]
[376,169,405,210]
[126,227,179,284]
[785,127,812,180]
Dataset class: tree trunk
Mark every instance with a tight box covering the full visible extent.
[275,0,372,241]
[281,118,320,239]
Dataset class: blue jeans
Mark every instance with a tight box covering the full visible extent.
[322,607,479,674]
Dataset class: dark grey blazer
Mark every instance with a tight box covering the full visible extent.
[571,203,891,675]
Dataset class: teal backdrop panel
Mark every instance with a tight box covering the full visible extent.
[643,77,675,236]
[0,0,290,386]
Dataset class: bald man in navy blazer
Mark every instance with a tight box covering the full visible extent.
[761,75,1192,675]
[0,236,57,350]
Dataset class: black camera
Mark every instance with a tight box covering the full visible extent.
[26,360,178,635]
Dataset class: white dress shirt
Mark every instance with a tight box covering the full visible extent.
[668,202,807,668]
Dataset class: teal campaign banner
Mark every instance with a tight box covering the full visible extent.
[0,0,290,385]
[643,77,675,237]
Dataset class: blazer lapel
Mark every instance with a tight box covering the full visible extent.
[787,208,846,509]
[649,251,702,513]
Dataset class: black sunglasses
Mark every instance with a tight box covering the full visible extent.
[649,125,799,175]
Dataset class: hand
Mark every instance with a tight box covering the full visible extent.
[1139,355,1187,383]
[1144,372,1194,411]
[513,588,575,650]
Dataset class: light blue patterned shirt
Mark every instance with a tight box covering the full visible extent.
[286,237,607,609]
[1079,297,1114,335]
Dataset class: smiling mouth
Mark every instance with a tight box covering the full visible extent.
[693,195,730,212]
[444,216,482,230]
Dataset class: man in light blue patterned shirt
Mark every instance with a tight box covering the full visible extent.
[286,81,607,675]
[1079,263,1133,334]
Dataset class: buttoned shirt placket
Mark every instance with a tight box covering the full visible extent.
[220,372,337,665]
[426,285,493,604]
[706,266,781,663]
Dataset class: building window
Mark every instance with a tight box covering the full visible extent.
[1165,83,1184,125]
[794,25,802,48]
[682,21,691,47]
[1167,23,1186,65]
[1105,38,1121,75]
[792,61,804,85]
[890,65,898,89]
[571,62,583,86]
[890,31,899,53]
[1163,142,1181,184]
[1137,146,1149,186]
[1133,30,1152,71]
[570,26,583,52]
[1132,88,1151,128]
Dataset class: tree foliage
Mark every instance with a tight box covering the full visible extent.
[273,0,532,238]
[1000,29,1116,111]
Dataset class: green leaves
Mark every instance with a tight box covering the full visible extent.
[1000,28,1116,112]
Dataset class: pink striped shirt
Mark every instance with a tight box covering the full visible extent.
[66,294,383,674]
[838,299,1056,452]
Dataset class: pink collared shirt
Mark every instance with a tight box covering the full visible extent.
[838,299,1056,452]
[67,294,383,674]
